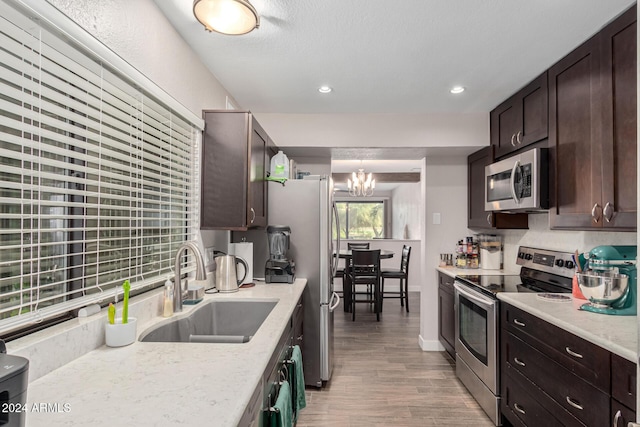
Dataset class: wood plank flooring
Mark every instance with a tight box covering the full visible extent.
[297,292,494,426]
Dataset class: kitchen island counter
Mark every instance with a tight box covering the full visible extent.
[498,293,637,363]
[25,279,307,426]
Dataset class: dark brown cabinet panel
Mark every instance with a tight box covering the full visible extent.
[500,303,637,427]
[611,353,637,411]
[201,111,269,230]
[611,398,636,427]
[490,72,548,159]
[549,5,636,230]
[467,147,528,230]
[600,5,637,229]
[437,272,455,357]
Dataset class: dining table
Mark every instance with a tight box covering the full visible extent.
[336,249,394,313]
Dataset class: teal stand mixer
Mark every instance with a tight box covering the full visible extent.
[576,245,637,315]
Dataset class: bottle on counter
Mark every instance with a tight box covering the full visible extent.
[163,278,174,317]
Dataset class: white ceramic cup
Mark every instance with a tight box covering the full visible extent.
[105,317,137,347]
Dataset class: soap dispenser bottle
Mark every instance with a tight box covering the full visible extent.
[163,278,174,317]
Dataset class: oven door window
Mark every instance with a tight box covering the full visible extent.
[458,294,488,365]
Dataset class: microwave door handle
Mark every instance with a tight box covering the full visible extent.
[509,160,521,204]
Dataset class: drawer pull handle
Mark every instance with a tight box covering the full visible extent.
[614,410,622,427]
[566,396,583,410]
[565,347,583,359]
[514,403,526,415]
[514,357,526,367]
[513,319,526,327]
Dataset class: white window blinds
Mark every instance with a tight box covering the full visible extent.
[0,1,202,334]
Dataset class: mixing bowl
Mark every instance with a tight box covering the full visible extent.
[576,271,629,306]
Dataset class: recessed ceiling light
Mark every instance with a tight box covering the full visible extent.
[318,86,332,94]
[450,86,465,94]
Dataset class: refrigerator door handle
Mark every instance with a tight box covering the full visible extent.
[329,291,340,311]
[331,202,340,277]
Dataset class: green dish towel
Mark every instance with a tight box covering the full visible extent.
[272,380,293,427]
[291,345,306,418]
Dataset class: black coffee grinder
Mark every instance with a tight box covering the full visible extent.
[265,225,295,283]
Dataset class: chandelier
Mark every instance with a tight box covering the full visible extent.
[347,169,375,197]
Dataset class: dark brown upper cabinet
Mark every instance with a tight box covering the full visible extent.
[201,110,270,230]
[490,72,548,159]
[549,5,636,230]
[468,146,528,230]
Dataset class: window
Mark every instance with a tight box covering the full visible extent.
[0,1,202,335]
[335,201,385,239]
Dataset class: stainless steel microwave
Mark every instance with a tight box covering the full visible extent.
[485,147,548,212]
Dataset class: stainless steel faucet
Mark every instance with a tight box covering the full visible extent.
[173,241,207,313]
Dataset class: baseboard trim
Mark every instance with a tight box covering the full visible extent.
[419,335,445,352]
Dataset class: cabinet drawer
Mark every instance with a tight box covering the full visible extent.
[502,304,610,391]
[503,363,586,427]
[438,272,454,288]
[612,353,637,411]
[502,370,565,427]
[503,330,609,427]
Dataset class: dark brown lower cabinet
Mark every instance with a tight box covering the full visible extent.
[437,272,455,358]
[500,303,636,427]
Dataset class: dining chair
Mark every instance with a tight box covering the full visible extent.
[381,245,412,312]
[336,243,371,299]
[347,249,382,321]
[347,242,370,250]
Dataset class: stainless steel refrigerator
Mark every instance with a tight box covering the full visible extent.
[268,176,340,387]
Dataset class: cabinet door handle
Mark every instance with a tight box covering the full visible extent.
[513,403,526,415]
[566,396,583,410]
[486,213,493,226]
[591,203,601,223]
[603,202,614,223]
[565,347,583,359]
[513,319,526,327]
[614,409,622,427]
[510,134,516,147]
[516,131,522,145]
[513,357,526,367]
[250,207,256,224]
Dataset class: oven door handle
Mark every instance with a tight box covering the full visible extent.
[454,282,496,310]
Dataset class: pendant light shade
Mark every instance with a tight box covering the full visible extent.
[193,0,260,35]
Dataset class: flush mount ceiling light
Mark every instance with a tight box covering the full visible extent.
[193,0,260,35]
[318,86,332,94]
[450,86,465,94]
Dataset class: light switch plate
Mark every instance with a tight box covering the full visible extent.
[432,212,441,225]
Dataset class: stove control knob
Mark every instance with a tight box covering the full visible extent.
[555,259,564,267]
[524,253,533,261]
[565,260,575,269]
[518,252,526,259]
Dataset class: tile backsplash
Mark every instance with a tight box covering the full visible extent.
[496,213,637,271]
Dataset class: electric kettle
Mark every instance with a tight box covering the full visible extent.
[215,254,248,293]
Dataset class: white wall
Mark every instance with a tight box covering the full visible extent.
[391,183,421,239]
[497,214,637,272]
[47,0,234,253]
[420,156,470,351]
[256,113,489,148]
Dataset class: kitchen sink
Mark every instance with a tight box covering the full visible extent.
[139,299,278,344]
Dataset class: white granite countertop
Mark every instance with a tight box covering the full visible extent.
[498,293,637,363]
[436,266,518,278]
[25,280,306,426]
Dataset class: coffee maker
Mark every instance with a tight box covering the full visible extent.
[576,245,637,315]
[265,225,295,283]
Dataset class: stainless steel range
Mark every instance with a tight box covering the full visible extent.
[453,246,575,426]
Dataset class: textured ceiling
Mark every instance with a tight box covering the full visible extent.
[154,0,635,114]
